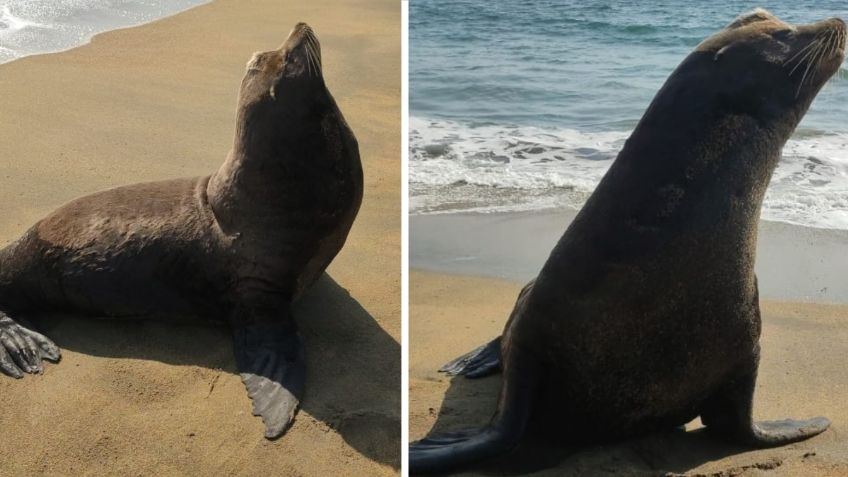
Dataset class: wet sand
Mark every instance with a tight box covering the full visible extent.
[411,210,848,303]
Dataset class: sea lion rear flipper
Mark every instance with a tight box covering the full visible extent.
[700,363,830,447]
[439,337,501,378]
[0,312,61,378]
[411,348,539,473]
[233,321,305,439]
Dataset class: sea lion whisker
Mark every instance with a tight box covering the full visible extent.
[784,39,820,68]
[813,33,832,83]
[304,43,314,76]
[831,28,844,59]
[799,39,826,78]
[304,33,321,76]
[307,34,322,73]
[300,39,313,76]
[306,42,318,76]
[829,30,838,58]
[787,39,823,75]
[788,46,819,79]
[796,42,825,96]
[809,35,832,80]
[797,28,839,96]
[823,29,837,63]
[312,38,322,73]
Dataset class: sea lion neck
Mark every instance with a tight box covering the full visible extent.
[207,103,326,235]
[230,92,326,161]
[206,83,360,239]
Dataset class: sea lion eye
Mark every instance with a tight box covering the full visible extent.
[772,29,794,42]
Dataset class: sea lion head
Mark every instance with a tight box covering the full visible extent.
[614,10,845,235]
[210,22,361,238]
[684,9,846,137]
[237,22,330,123]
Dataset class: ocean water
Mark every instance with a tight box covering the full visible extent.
[0,0,209,64]
[410,1,848,230]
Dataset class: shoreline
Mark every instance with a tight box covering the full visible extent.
[411,208,848,304]
[0,0,400,475]
[0,1,211,66]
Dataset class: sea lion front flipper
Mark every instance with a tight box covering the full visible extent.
[439,337,501,378]
[410,347,539,473]
[233,321,306,439]
[700,363,830,447]
[0,312,61,378]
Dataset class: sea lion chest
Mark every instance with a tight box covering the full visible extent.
[220,130,363,298]
[513,219,761,436]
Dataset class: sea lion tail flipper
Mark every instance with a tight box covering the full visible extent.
[439,337,501,378]
[411,349,538,473]
[0,311,61,378]
[701,365,830,447]
[233,322,306,440]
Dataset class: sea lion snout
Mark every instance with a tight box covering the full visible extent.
[277,22,322,78]
[793,17,846,74]
[822,17,846,54]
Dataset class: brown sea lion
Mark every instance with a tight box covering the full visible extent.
[0,22,363,439]
[410,9,844,473]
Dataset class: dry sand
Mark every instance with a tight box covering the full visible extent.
[0,0,399,475]
[410,270,848,476]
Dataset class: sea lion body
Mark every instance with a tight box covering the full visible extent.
[412,10,844,473]
[0,170,358,318]
[0,178,225,318]
[0,23,362,439]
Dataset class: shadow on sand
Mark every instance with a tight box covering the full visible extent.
[33,273,400,470]
[420,367,787,476]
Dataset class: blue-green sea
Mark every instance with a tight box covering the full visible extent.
[410,1,848,229]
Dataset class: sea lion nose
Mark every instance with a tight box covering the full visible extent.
[289,22,313,40]
[825,17,845,33]
[281,22,309,50]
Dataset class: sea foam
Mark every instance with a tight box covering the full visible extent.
[0,0,208,64]
[410,117,848,231]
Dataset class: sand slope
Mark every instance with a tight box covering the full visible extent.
[410,270,848,476]
[0,0,399,475]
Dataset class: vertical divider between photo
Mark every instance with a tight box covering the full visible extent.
[401,1,411,475]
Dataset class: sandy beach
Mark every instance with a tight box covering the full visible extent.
[410,208,848,476]
[410,269,848,476]
[0,0,399,475]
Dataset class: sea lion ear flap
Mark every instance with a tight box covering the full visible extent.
[246,52,262,72]
[714,45,732,61]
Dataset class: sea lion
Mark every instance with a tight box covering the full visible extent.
[410,9,844,473]
[0,22,363,439]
